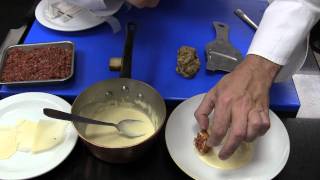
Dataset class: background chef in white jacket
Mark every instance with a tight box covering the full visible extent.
[195,0,320,160]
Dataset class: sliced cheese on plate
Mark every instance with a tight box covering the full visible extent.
[32,120,68,153]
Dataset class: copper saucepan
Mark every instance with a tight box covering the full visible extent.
[71,23,166,163]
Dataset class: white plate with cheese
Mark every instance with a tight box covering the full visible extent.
[165,94,290,180]
[0,92,78,180]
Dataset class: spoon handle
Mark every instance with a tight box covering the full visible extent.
[43,108,116,127]
[234,9,258,30]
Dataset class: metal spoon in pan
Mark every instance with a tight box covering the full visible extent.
[43,108,145,138]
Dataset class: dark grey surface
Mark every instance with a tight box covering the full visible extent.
[312,51,320,72]
[305,20,320,73]
[0,1,39,44]
[297,48,320,75]
[275,118,320,180]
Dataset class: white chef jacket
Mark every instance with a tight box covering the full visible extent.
[248,0,320,82]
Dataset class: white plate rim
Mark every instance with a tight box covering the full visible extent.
[35,0,105,32]
[165,93,290,180]
[0,92,78,180]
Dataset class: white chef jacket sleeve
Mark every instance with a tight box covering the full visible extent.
[247,0,320,66]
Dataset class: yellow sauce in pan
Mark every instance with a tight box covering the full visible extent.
[80,105,155,148]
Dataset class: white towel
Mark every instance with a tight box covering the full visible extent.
[45,0,124,33]
[64,0,107,10]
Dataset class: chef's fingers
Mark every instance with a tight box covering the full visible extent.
[245,109,263,142]
[258,109,271,136]
[218,100,248,160]
[194,92,216,130]
[206,94,231,147]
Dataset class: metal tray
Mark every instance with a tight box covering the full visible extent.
[0,41,75,85]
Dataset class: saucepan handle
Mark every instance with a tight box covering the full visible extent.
[120,22,137,78]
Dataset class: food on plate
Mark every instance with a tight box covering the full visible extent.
[16,120,38,152]
[109,57,122,71]
[0,119,68,159]
[194,130,253,170]
[0,46,72,82]
[176,46,200,78]
[0,127,17,159]
[194,130,210,154]
[32,119,68,153]
[197,142,253,170]
[80,103,155,148]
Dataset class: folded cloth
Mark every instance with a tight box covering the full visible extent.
[64,0,107,10]
[47,0,123,18]
[75,0,125,33]
[95,0,125,17]
[46,0,124,33]
[45,0,82,22]
[64,0,125,14]
[103,15,121,33]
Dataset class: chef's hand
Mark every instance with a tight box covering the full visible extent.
[126,0,160,8]
[194,54,280,160]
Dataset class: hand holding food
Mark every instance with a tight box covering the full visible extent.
[194,129,253,170]
[194,130,210,154]
[194,55,280,160]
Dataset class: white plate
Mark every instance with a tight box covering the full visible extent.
[0,92,78,180]
[165,94,290,180]
[35,0,106,32]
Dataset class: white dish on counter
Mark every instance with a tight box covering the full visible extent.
[35,0,118,31]
[165,93,290,180]
[0,92,78,180]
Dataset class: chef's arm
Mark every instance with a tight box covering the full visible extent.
[195,0,320,160]
[248,0,320,66]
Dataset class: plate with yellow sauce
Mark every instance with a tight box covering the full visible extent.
[165,94,290,180]
[0,92,78,180]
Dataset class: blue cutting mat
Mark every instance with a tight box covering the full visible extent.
[0,0,300,111]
